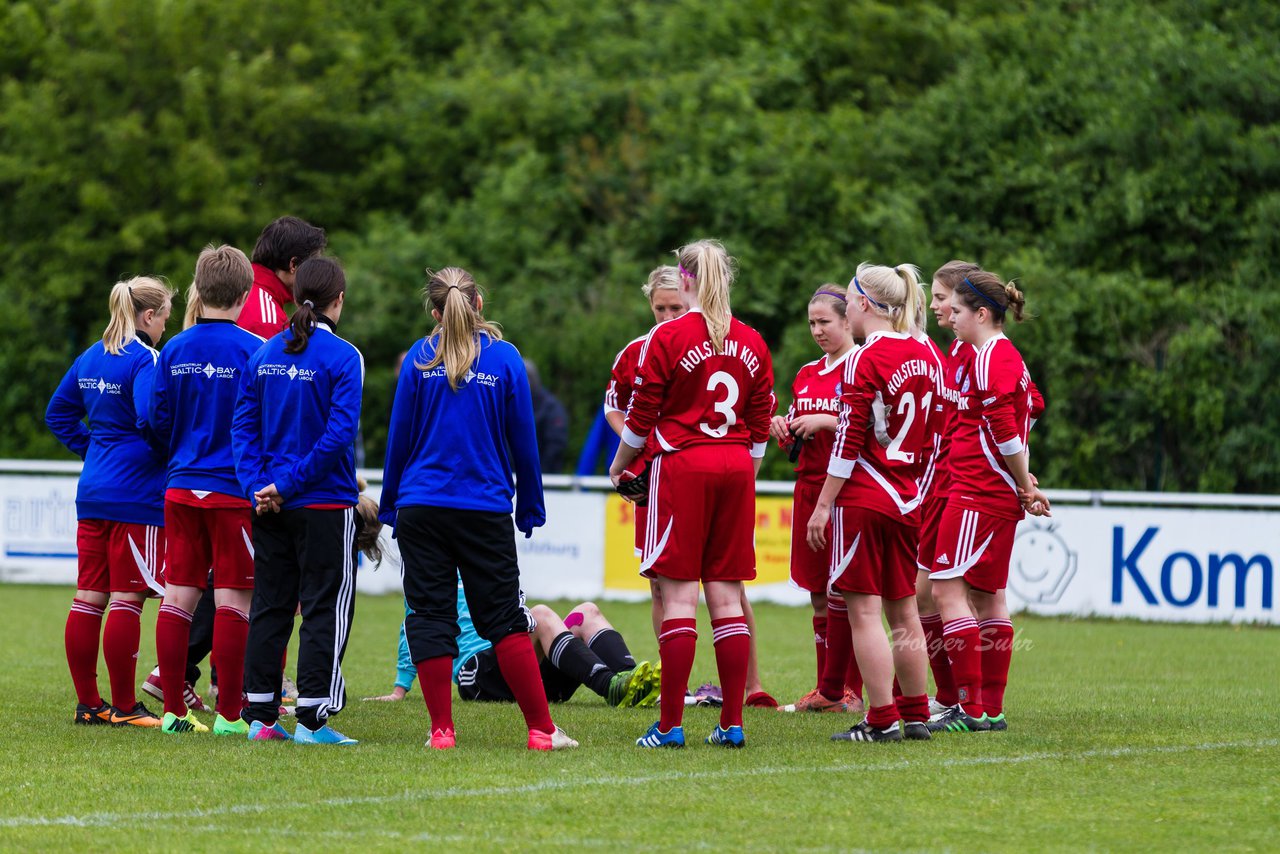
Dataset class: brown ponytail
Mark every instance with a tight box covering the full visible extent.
[952,269,1024,323]
[417,267,503,391]
[285,256,345,354]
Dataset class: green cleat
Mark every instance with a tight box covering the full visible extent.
[213,714,250,736]
[985,713,1007,731]
[607,661,654,707]
[635,661,662,708]
[161,710,209,734]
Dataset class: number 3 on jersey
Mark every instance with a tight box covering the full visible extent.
[699,371,739,438]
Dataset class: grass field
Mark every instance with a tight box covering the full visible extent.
[0,584,1276,852]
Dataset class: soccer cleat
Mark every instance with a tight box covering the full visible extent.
[606,661,653,707]
[840,688,865,715]
[161,711,209,734]
[213,714,250,736]
[635,661,662,708]
[706,725,746,748]
[74,702,112,726]
[985,713,1007,731]
[902,721,932,740]
[427,728,456,750]
[109,702,162,728]
[690,682,723,707]
[636,721,685,748]
[744,691,778,708]
[247,720,293,741]
[281,674,299,702]
[831,719,903,743]
[141,667,211,712]
[926,705,991,733]
[528,725,578,751]
[294,722,358,745]
[779,688,844,713]
[928,696,951,718]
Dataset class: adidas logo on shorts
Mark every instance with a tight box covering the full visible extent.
[936,554,950,565]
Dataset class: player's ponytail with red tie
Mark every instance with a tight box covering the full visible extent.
[676,239,735,354]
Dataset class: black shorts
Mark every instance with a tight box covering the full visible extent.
[456,648,580,704]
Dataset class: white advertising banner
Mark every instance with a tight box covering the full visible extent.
[1008,506,1277,624]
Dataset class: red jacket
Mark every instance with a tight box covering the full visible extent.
[237,264,291,339]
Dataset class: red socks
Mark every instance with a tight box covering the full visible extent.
[658,618,697,731]
[711,617,750,729]
[65,598,105,707]
[867,702,899,729]
[103,599,143,710]
[811,613,827,688]
[943,616,983,717]
[416,656,455,733]
[921,612,958,706]
[213,605,250,721]
[818,597,851,701]
[156,603,194,716]
[979,619,1014,717]
[493,633,555,734]
[897,693,930,724]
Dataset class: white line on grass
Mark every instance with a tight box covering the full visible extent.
[4,738,1274,830]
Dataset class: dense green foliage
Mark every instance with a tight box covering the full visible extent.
[3,0,1278,490]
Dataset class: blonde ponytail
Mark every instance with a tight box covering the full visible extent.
[418,267,503,391]
[895,264,924,335]
[676,239,735,354]
[183,283,204,330]
[851,262,921,334]
[102,276,172,354]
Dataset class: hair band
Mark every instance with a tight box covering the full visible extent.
[962,276,1006,314]
[303,299,315,309]
[851,277,888,310]
[814,290,847,303]
[678,263,696,281]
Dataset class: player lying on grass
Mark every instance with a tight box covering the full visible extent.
[365,588,660,711]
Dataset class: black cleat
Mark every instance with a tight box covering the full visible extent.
[74,702,112,725]
[902,720,932,740]
[831,719,903,743]
[926,705,990,733]
[985,713,1007,731]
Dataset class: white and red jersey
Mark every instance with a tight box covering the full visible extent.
[914,332,949,500]
[622,310,775,457]
[827,331,937,518]
[786,349,854,484]
[948,333,1037,520]
[237,264,291,340]
[604,335,646,417]
[928,339,976,500]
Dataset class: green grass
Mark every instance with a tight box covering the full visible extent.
[0,584,1276,852]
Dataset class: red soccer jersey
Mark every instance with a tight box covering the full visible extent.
[237,264,291,339]
[828,331,938,518]
[622,310,775,456]
[605,335,646,416]
[786,349,854,484]
[914,332,949,499]
[947,334,1036,520]
[928,338,976,499]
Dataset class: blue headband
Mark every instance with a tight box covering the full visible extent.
[851,277,888,310]
[814,290,847,303]
[963,276,1006,315]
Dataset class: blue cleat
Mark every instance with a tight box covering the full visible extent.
[705,725,746,748]
[247,720,293,742]
[294,722,358,745]
[636,721,684,749]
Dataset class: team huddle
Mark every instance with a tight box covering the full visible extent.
[46,218,1048,751]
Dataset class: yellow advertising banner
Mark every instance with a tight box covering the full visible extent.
[603,493,797,591]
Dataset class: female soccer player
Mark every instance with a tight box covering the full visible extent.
[605,266,776,708]
[927,269,1050,734]
[770,284,863,714]
[46,276,173,727]
[149,245,260,736]
[232,256,365,745]
[380,266,577,752]
[610,239,775,749]
[805,263,936,743]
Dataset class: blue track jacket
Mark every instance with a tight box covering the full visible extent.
[148,318,264,497]
[45,334,166,525]
[231,317,364,509]
[379,334,545,536]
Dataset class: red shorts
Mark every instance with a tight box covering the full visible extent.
[640,445,757,583]
[929,501,1018,593]
[916,494,948,573]
[789,479,829,593]
[76,520,165,595]
[164,500,256,590]
[829,506,918,601]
